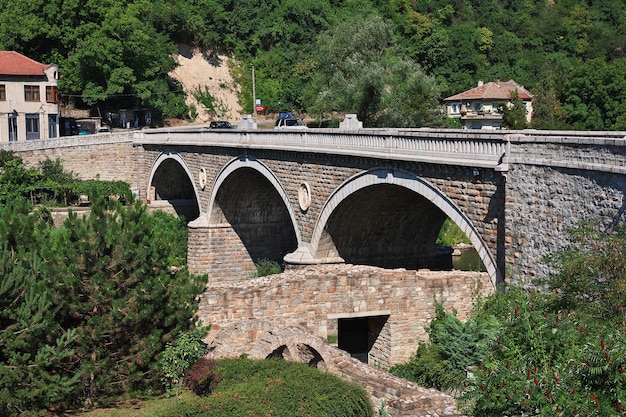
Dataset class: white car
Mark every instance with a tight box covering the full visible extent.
[274,113,307,129]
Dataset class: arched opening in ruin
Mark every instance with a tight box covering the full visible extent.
[296,343,325,368]
[266,345,291,360]
[148,154,200,220]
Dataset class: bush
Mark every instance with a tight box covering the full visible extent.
[184,358,220,396]
[247,258,283,278]
[388,299,498,393]
[159,329,209,395]
[205,357,373,417]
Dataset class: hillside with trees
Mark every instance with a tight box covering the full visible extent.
[0,0,624,129]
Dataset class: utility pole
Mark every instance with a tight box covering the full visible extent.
[251,64,257,124]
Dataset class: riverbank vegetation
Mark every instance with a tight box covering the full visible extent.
[390,220,626,416]
[1,0,624,129]
[0,153,207,415]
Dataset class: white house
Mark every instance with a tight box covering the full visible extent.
[443,79,534,129]
[0,51,60,142]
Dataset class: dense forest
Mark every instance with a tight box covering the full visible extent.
[1,0,625,129]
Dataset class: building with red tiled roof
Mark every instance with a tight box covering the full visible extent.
[443,79,534,130]
[0,51,60,142]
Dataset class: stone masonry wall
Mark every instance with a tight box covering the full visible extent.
[0,133,143,195]
[506,164,626,288]
[200,264,493,367]
[175,148,503,283]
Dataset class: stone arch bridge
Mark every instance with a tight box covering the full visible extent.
[4,126,626,415]
[142,127,624,288]
[6,127,625,287]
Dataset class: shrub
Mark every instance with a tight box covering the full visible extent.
[437,218,471,246]
[184,357,220,396]
[159,328,209,396]
[247,258,283,278]
[205,357,373,417]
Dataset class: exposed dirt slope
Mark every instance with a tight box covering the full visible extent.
[169,44,242,124]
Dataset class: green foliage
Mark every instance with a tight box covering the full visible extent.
[38,158,78,184]
[248,258,283,278]
[377,400,391,417]
[0,201,80,416]
[544,220,626,326]
[1,154,131,207]
[0,158,208,412]
[501,90,528,129]
[3,0,626,129]
[389,299,498,392]
[395,220,626,416]
[437,218,471,246]
[460,288,626,416]
[159,328,209,395]
[203,357,373,417]
[192,86,230,120]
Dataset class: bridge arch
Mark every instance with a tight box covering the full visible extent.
[205,156,300,270]
[308,168,499,287]
[147,151,200,220]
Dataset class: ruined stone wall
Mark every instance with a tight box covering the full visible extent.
[200,264,493,367]
[207,321,463,417]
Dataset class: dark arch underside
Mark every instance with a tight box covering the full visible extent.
[324,184,450,269]
[211,167,298,265]
[150,158,199,220]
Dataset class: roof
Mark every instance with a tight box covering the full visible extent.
[0,51,52,76]
[444,79,533,102]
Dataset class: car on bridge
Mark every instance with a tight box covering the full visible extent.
[209,121,234,129]
[274,113,307,130]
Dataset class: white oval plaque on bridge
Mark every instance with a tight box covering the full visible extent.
[298,182,312,212]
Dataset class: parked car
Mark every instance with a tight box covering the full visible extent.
[209,121,234,129]
[274,113,307,129]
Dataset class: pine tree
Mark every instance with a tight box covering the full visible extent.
[0,202,79,416]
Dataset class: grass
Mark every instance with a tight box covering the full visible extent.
[51,391,204,417]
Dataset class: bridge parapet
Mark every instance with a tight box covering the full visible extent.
[507,130,626,174]
[133,127,509,169]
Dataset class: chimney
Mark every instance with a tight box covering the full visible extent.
[477,80,483,87]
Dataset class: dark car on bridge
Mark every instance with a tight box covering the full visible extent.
[209,121,234,129]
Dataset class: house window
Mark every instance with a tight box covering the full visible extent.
[0,84,5,101]
[48,114,58,138]
[24,85,40,102]
[25,114,40,140]
[46,86,59,103]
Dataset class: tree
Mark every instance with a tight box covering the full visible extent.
[560,57,626,130]
[0,158,207,413]
[0,202,79,416]
[501,89,528,129]
[46,198,207,406]
[306,14,443,127]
